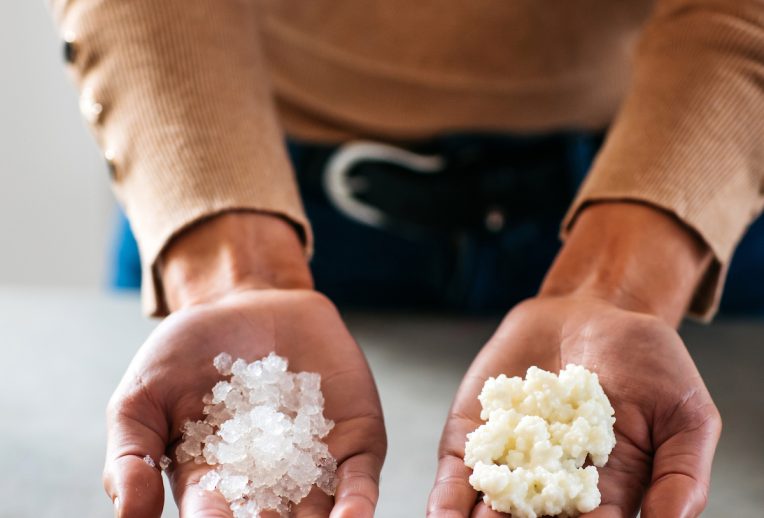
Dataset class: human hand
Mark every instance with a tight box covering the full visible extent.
[103,213,386,518]
[428,203,721,517]
[427,295,721,517]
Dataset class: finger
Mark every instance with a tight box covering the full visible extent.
[427,396,483,518]
[585,431,652,518]
[329,452,382,518]
[178,481,233,518]
[169,462,232,518]
[469,501,505,518]
[104,404,167,518]
[641,407,722,518]
[293,485,334,518]
[579,504,627,517]
[427,454,478,518]
[642,469,709,518]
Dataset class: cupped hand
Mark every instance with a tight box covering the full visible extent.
[103,289,386,518]
[427,295,721,518]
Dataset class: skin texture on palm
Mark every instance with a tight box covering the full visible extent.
[102,289,386,518]
[101,204,714,517]
[427,296,721,518]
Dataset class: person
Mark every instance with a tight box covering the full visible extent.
[48,1,764,517]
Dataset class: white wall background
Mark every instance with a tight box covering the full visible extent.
[0,1,114,288]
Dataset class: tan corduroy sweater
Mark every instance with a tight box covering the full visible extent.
[49,0,764,319]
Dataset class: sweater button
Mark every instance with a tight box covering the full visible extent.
[79,87,103,123]
[63,31,77,64]
[105,148,117,179]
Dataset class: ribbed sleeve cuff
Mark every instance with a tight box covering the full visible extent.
[140,206,311,318]
[561,0,764,321]
[51,0,312,316]
[562,196,724,322]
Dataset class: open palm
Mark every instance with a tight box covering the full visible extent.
[428,296,721,518]
[103,289,386,518]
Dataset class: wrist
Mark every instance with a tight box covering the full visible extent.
[540,202,712,327]
[158,211,313,312]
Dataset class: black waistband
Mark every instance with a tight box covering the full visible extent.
[288,132,604,236]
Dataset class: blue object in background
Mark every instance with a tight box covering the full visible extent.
[720,213,764,314]
[109,210,142,290]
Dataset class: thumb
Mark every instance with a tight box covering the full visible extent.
[641,400,722,518]
[103,392,168,518]
[329,452,383,518]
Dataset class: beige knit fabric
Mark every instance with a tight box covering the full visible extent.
[49,0,764,319]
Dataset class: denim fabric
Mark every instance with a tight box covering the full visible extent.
[109,132,764,316]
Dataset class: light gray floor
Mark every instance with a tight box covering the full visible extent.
[0,287,761,517]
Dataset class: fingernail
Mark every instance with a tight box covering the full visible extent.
[113,496,120,517]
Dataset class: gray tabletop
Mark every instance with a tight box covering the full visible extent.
[0,288,761,517]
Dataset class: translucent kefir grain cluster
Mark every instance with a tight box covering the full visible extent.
[177,353,337,518]
[464,364,616,518]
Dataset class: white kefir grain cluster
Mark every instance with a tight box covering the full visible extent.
[177,353,337,518]
[464,364,616,518]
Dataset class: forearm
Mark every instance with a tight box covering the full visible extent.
[158,211,313,312]
[541,202,712,327]
[51,0,310,316]
[557,0,764,322]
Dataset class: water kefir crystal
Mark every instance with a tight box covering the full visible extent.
[158,455,172,471]
[177,353,337,518]
[143,454,172,471]
[464,364,616,518]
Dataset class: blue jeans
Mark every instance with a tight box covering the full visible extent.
[109,132,764,316]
